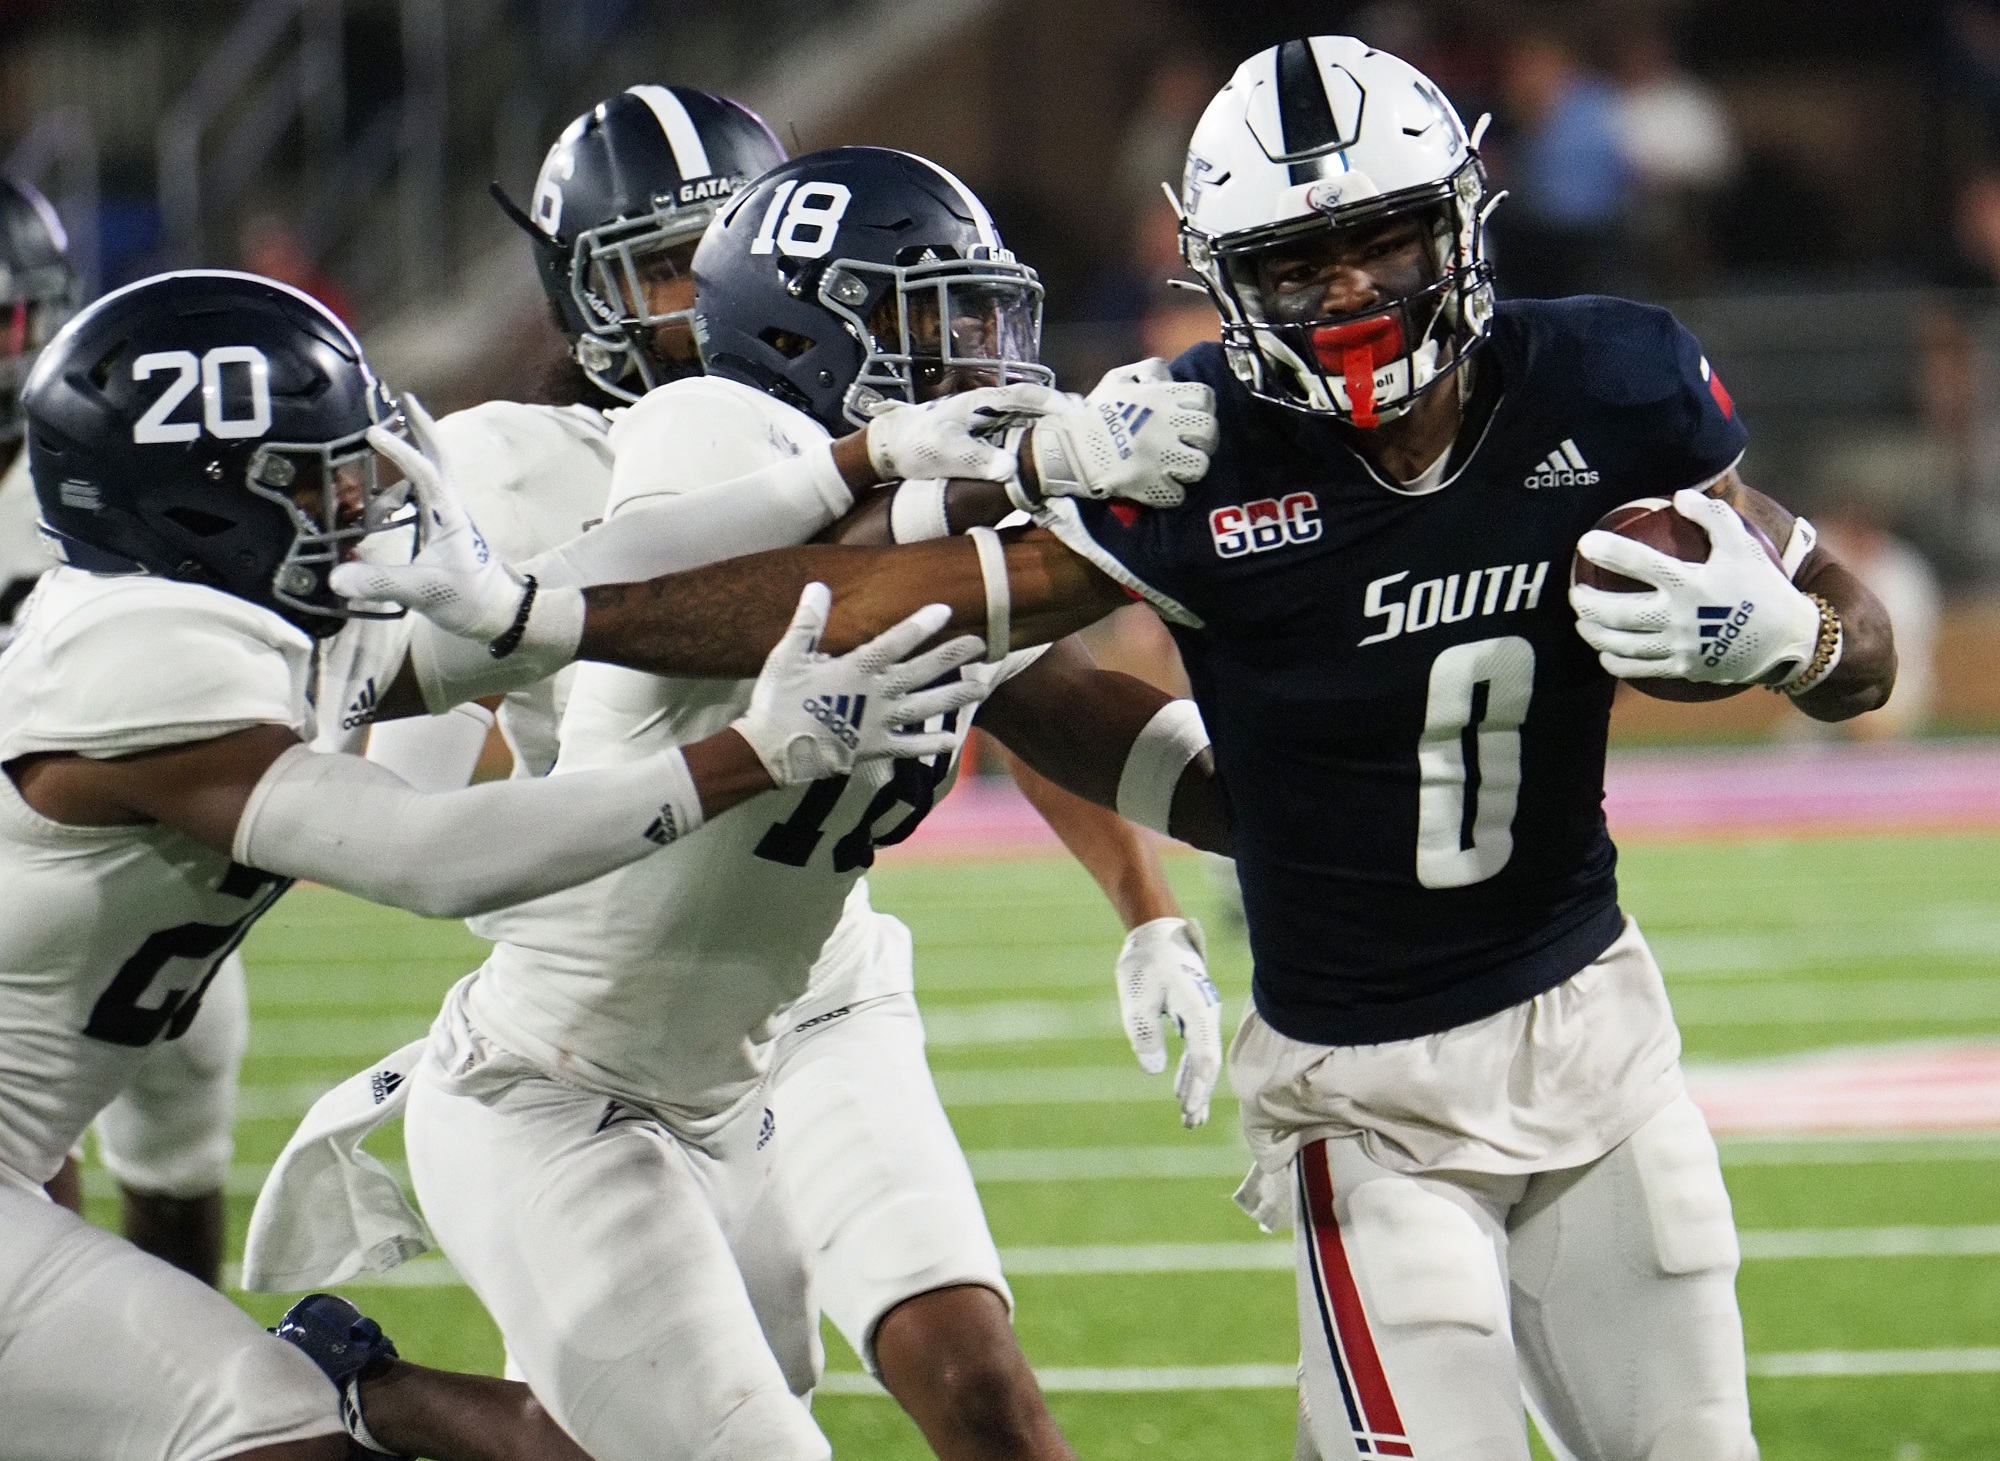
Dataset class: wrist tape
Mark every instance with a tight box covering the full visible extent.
[967,525,1009,664]
[1115,700,1210,836]
[889,479,951,543]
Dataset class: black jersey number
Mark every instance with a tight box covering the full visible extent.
[82,864,291,1047]
[753,718,958,873]
[1415,636,1535,889]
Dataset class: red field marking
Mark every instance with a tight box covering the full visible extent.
[1686,1043,2000,1134]
[888,740,2000,862]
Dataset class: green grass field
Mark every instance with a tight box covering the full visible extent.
[76,832,2000,1459]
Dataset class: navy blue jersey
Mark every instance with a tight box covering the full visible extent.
[1063,297,1747,1045]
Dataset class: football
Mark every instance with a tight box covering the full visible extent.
[1572,494,1784,702]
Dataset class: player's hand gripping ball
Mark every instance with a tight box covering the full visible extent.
[1569,488,1806,701]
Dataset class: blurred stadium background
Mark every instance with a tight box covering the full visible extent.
[12,1,2000,1457]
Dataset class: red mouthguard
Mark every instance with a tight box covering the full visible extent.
[1311,315,1404,428]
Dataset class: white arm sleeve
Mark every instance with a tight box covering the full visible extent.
[409,445,855,712]
[364,702,495,793]
[232,742,704,919]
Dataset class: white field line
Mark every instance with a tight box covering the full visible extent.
[819,1351,2000,1395]
[219,1228,2000,1292]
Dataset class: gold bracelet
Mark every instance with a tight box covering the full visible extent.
[1778,593,1842,696]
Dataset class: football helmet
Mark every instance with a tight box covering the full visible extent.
[693,146,1055,432]
[1,176,82,443]
[1178,37,1496,426]
[500,85,785,402]
[22,270,408,635]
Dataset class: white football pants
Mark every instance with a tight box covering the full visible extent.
[770,987,1012,1371]
[404,1002,826,1461]
[0,1173,339,1461]
[1291,1094,1756,1461]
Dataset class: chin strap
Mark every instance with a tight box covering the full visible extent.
[1312,315,1406,429]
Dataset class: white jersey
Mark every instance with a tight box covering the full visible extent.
[0,569,393,1185]
[463,376,1046,1131]
[432,401,615,776]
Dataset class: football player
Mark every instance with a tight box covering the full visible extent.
[352,39,1900,1461]
[349,98,1219,1461]
[353,140,1220,1461]
[0,267,992,1461]
[2,174,258,1290]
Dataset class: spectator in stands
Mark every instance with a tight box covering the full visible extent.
[1489,24,1630,299]
[1610,22,1739,291]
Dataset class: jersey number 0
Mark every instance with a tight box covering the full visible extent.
[1415,636,1534,889]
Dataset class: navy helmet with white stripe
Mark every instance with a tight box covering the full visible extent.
[693,146,1054,432]
[499,86,785,402]
[1179,38,1496,427]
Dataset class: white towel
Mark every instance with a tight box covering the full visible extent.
[242,1040,434,1292]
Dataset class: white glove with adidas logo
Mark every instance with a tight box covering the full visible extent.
[733,583,990,786]
[1024,369,1219,509]
[1115,917,1223,1128]
[1570,488,1820,685]
[864,383,1068,484]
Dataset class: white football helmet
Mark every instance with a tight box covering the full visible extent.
[1178,37,1497,426]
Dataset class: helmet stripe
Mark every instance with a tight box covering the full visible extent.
[901,152,999,250]
[1276,38,1342,159]
[627,85,713,180]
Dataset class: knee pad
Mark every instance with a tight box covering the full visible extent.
[1647,1405,1758,1461]
[1629,1099,1738,1277]
[1343,1179,1503,1334]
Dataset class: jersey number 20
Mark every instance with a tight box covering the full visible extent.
[1415,636,1534,889]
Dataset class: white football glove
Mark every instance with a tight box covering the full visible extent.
[1569,488,1819,686]
[1028,377,1219,509]
[864,383,1069,484]
[330,395,574,650]
[1115,917,1222,1128]
[733,583,989,786]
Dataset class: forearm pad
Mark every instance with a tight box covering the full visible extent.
[365,702,495,793]
[232,743,703,919]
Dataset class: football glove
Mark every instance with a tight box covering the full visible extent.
[1027,375,1219,509]
[864,383,1068,485]
[331,394,582,660]
[733,583,989,786]
[1569,488,1820,686]
[1115,916,1223,1128]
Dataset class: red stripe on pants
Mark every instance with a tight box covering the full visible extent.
[1301,1139,1410,1451]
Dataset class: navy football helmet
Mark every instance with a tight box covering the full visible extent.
[693,146,1055,432]
[1,177,81,443]
[22,270,408,636]
[498,85,785,402]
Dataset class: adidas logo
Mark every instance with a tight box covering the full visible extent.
[643,804,683,846]
[369,1068,403,1105]
[1100,400,1156,460]
[1699,600,1755,666]
[802,693,866,750]
[1523,439,1599,490]
[341,678,379,730]
[757,1107,776,1150]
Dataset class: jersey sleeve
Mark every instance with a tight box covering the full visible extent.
[604,378,817,515]
[5,578,309,759]
[1581,303,1749,493]
[432,402,614,563]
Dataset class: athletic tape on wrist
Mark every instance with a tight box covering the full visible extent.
[1781,516,1818,580]
[968,525,1009,664]
[889,479,951,543]
[1116,700,1209,835]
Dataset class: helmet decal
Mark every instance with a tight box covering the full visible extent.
[626,85,714,182]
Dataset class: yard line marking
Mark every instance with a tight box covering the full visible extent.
[1669,979,2000,1025]
[968,1147,1251,1180]
[1745,1348,2000,1378]
[1717,1132,2000,1164]
[933,1067,1233,1106]
[221,1229,2000,1291]
[822,1351,2000,1394]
